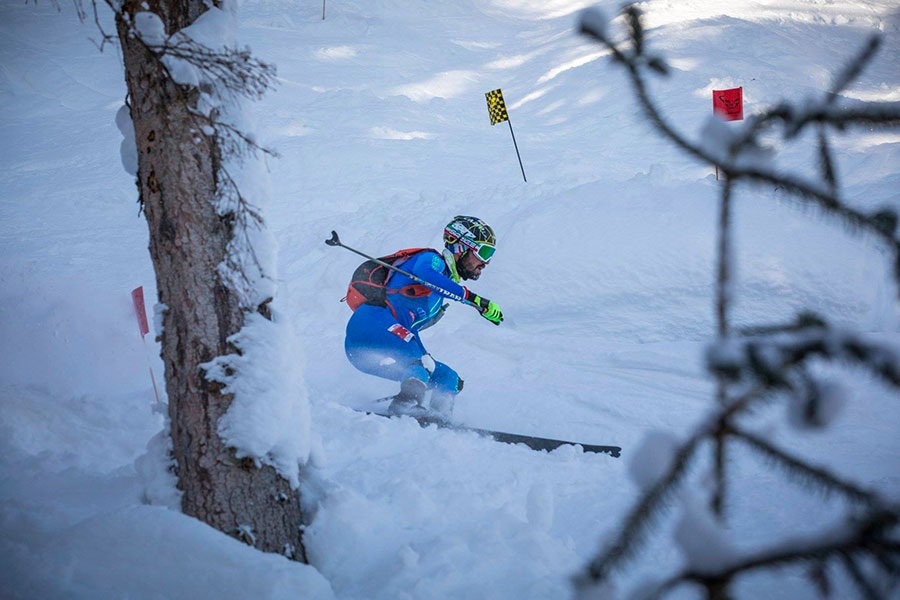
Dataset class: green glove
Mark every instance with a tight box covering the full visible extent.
[473,295,503,325]
[481,300,503,325]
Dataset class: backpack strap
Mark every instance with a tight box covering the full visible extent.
[384,248,440,297]
[383,248,441,317]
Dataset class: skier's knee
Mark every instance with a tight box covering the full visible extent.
[430,364,462,396]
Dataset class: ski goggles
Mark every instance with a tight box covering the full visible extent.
[472,241,496,262]
[445,223,496,262]
[458,237,495,262]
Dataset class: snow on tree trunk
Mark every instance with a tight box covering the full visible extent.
[115,0,304,560]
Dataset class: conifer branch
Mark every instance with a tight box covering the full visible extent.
[578,5,900,597]
[579,7,900,288]
[579,386,771,584]
[828,35,881,102]
[710,427,727,518]
[645,509,900,599]
[728,425,884,505]
[707,319,900,391]
[841,553,882,600]
[580,429,703,581]
[715,178,734,339]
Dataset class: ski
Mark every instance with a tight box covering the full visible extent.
[357,404,621,458]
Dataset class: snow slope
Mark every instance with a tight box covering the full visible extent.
[1,0,898,598]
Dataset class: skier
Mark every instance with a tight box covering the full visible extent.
[344,216,504,419]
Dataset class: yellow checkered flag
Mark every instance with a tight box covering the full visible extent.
[485,89,509,126]
[484,88,526,182]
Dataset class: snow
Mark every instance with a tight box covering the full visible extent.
[1,0,898,599]
[628,430,679,492]
[785,373,848,430]
[673,492,739,574]
[698,114,776,170]
[133,11,166,46]
[114,104,138,176]
[201,309,313,487]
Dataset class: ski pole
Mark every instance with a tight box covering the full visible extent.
[325,230,478,308]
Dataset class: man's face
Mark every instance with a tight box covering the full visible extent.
[457,250,488,281]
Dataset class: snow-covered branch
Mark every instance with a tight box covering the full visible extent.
[580,385,772,582]
[577,5,900,598]
[649,508,899,600]
[579,6,900,286]
[708,315,900,394]
[157,36,276,103]
[96,1,279,309]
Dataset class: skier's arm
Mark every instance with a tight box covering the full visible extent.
[404,252,468,300]
[408,253,504,324]
[404,252,503,324]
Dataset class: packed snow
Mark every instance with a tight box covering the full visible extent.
[1,0,898,599]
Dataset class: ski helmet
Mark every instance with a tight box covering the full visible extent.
[443,215,496,262]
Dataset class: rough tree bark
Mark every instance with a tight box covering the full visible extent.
[114,0,304,559]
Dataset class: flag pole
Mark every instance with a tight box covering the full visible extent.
[485,88,527,183]
[132,286,161,404]
[143,337,162,404]
[506,118,526,182]
[712,87,744,181]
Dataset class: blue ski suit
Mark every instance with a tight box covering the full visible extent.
[344,249,467,395]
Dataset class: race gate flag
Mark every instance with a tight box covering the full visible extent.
[484,87,526,182]
[485,88,509,125]
[131,286,161,403]
[131,286,150,338]
[713,87,743,121]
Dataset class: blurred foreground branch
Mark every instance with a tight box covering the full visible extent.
[577,5,900,599]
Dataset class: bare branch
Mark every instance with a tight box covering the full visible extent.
[158,36,278,104]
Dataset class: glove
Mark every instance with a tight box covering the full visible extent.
[472,294,503,325]
[480,300,504,325]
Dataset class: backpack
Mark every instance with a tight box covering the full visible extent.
[343,248,437,311]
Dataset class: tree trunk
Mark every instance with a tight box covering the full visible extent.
[115,0,304,559]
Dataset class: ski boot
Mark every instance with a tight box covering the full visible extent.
[388,378,428,417]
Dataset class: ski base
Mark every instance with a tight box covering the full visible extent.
[359,404,621,458]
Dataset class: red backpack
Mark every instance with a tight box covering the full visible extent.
[343,248,437,311]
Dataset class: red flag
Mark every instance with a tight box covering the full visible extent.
[131,286,150,338]
[712,87,743,121]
